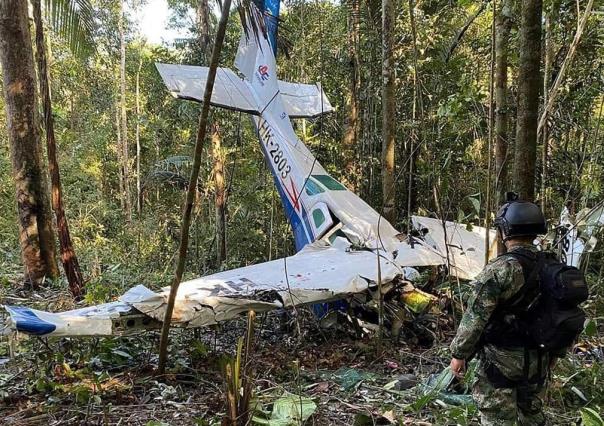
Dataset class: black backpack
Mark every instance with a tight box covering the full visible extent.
[484,248,589,352]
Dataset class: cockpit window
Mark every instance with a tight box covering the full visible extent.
[305,177,325,196]
[312,175,346,191]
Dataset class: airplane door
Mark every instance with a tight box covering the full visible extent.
[309,202,334,239]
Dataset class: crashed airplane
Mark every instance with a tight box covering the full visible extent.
[1,4,600,339]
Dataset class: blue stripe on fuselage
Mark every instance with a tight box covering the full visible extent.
[5,305,57,335]
[256,133,313,251]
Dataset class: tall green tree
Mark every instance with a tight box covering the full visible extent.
[381,0,396,223]
[119,0,132,220]
[0,0,59,285]
[32,0,93,298]
[494,0,512,208]
[342,0,361,189]
[513,0,543,201]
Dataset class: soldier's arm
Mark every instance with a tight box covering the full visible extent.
[449,258,517,360]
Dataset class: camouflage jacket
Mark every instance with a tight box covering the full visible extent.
[451,245,561,378]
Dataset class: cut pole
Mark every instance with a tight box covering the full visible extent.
[157,0,232,374]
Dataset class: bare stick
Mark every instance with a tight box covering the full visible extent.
[157,0,232,375]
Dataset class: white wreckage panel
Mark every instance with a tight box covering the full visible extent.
[1,219,496,337]
[155,63,334,118]
[127,242,402,327]
[411,216,497,281]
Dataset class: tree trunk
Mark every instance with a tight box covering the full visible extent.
[513,0,542,202]
[342,0,361,189]
[197,0,226,263]
[494,0,512,256]
[32,0,84,298]
[136,50,142,215]
[540,11,552,212]
[119,0,131,220]
[381,0,396,223]
[0,0,59,285]
[197,0,212,63]
[157,0,231,374]
[115,98,124,207]
[537,0,594,136]
[494,0,512,206]
[211,124,226,264]
[407,0,421,222]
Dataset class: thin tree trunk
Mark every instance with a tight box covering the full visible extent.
[494,0,512,255]
[115,99,124,207]
[513,0,543,201]
[407,0,421,222]
[381,0,396,223]
[485,0,496,263]
[211,124,226,264]
[540,11,553,212]
[342,0,361,189]
[119,0,131,220]
[157,0,231,374]
[537,0,594,136]
[136,50,142,215]
[445,0,490,63]
[197,0,212,64]
[0,0,59,286]
[32,0,84,298]
[197,0,226,262]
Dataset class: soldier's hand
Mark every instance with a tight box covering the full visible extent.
[450,357,466,378]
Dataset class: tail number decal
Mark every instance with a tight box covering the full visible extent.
[259,119,292,178]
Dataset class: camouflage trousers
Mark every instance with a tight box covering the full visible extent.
[472,372,547,425]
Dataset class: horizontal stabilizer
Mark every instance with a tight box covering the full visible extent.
[155,63,333,118]
[156,63,259,114]
[277,80,333,118]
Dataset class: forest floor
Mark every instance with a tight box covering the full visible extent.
[0,285,602,426]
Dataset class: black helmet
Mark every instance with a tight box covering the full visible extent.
[494,201,547,240]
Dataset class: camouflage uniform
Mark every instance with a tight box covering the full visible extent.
[450,244,557,426]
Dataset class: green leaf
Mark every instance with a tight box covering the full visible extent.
[468,197,480,214]
[580,407,604,426]
[584,319,597,337]
[43,0,95,58]
[253,392,317,426]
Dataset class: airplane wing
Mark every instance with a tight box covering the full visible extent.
[412,216,497,281]
[155,63,334,118]
[2,240,440,337]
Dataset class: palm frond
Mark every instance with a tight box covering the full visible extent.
[43,0,95,58]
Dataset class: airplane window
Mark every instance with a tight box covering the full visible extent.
[305,178,325,196]
[312,209,326,227]
[312,175,346,191]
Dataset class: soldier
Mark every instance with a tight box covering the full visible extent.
[449,200,567,425]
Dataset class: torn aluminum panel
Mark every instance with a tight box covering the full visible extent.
[412,216,497,281]
[130,241,402,327]
[2,241,412,337]
[557,203,604,267]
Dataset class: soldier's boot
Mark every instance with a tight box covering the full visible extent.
[517,383,547,426]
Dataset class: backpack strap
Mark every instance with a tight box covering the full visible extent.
[499,249,545,312]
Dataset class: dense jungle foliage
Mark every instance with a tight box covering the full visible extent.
[0,0,603,424]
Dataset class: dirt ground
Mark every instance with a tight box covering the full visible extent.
[1,288,601,425]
